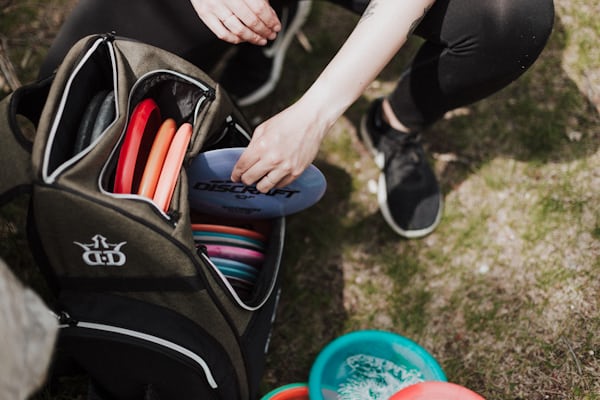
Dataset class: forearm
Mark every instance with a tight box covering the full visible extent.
[299,0,435,131]
[230,0,436,191]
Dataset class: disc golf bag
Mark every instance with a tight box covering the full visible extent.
[0,33,284,400]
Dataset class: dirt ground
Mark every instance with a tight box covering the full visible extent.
[1,1,599,399]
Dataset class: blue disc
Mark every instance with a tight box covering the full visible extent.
[216,265,257,283]
[187,147,327,218]
[210,257,258,277]
[194,231,265,251]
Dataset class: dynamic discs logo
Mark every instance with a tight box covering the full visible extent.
[74,234,127,266]
[193,180,300,200]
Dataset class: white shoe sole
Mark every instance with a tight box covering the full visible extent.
[377,171,443,239]
[360,111,443,239]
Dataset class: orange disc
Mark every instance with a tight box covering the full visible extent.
[153,122,193,211]
[191,223,267,243]
[138,118,177,198]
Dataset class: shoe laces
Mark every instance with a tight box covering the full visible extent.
[383,131,423,171]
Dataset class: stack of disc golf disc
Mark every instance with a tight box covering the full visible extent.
[192,223,266,299]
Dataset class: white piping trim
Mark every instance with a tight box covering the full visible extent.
[225,115,252,142]
[69,321,218,389]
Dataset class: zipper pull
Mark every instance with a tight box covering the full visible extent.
[167,209,181,223]
[204,87,216,101]
[54,311,78,326]
[101,31,116,42]
[196,243,208,258]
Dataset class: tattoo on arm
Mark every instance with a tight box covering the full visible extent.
[359,2,432,35]
[408,5,432,38]
[358,0,378,24]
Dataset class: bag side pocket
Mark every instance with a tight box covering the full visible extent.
[55,292,240,400]
[42,36,118,182]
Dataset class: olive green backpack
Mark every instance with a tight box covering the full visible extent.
[0,34,285,400]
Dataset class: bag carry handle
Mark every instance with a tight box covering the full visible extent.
[0,75,53,204]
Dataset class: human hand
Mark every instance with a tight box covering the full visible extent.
[231,102,331,193]
[190,0,281,45]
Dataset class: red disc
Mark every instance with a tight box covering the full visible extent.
[114,98,161,194]
[389,382,485,400]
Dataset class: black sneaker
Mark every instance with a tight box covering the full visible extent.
[360,98,443,238]
[220,0,312,106]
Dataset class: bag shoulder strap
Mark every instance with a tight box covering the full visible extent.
[0,76,53,205]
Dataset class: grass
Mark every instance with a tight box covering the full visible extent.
[1,0,599,399]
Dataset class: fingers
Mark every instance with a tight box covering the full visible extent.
[220,6,279,45]
[222,14,269,45]
[229,102,326,193]
[256,172,289,193]
[239,0,281,37]
[231,148,295,194]
[191,0,281,45]
[230,149,261,184]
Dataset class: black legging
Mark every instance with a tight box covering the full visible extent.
[40,0,555,131]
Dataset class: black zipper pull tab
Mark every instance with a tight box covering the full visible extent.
[196,243,208,258]
[167,209,181,223]
[101,31,116,42]
[55,311,78,326]
[204,87,216,101]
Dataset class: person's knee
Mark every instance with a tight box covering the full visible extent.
[483,0,555,66]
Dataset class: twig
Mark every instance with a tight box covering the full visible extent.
[561,336,583,375]
[295,30,312,53]
[432,152,471,165]
[0,38,22,91]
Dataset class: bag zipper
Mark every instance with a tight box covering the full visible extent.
[55,311,218,389]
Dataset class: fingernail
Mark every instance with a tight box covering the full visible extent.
[258,38,267,46]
